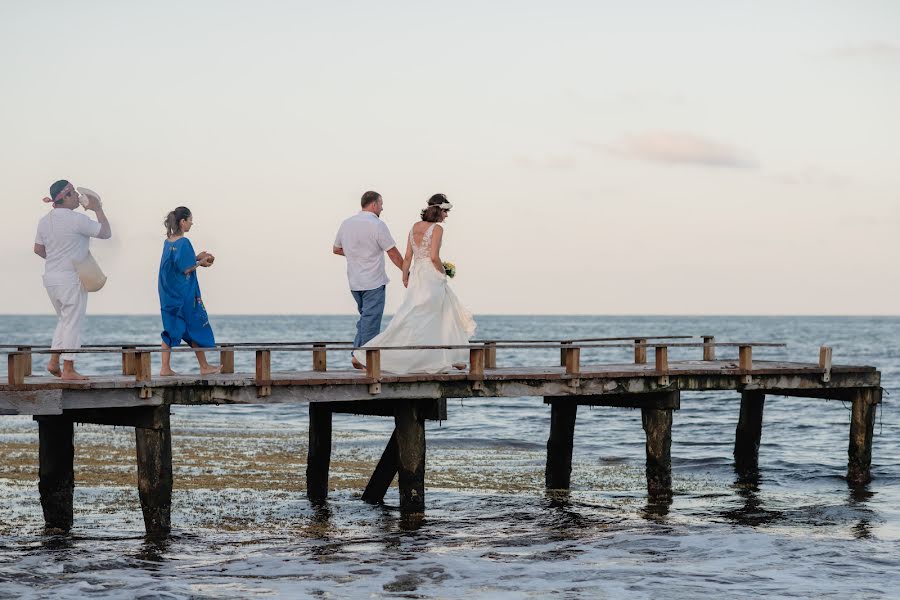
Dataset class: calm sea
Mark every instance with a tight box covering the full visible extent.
[1,315,898,599]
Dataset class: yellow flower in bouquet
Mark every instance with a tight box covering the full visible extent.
[442,261,456,278]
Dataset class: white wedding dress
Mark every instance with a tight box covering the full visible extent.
[353,223,476,374]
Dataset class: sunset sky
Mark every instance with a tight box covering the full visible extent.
[2,1,898,315]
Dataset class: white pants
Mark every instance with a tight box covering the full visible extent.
[45,282,88,362]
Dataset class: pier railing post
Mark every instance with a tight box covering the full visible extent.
[306,403,332,501]
[734,391,765,476]
[641,392,677,499]
[564,346,580,375]
[134,352,152,383]
[219,344,234,374]
[256,350,271,397]
[848,388,880,485]
[313,344,327,372]
[37,416,74,531]
[7,352,26,386]
[17,346,32,377]
[484,341,497,369]
[135,405,173,537]
[545,399,577,490]
[559,341,571,367]
[366,350,382,394]
[469,347,485,387]
[634,339,647,364]
[394,399,426,513]
[121,345,136,376]
[819,346,832,383]
[655,346,669,385]
[702,336,716,361]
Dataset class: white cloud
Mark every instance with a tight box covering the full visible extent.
[829,41,900,61]
[606,131,757,169]
[770,166,850,188]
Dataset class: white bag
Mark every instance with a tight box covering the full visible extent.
[74,252,107,292]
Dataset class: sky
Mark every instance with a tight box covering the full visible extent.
[1,0,898,315]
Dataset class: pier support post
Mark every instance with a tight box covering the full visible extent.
[135,405,173,537]
[37,417,74,531]
[848,388,880,485]
[734,391,765,476]
[641,393,676,498]
[362,430,399,504]
[306,403,332,501]
[394,399,426,513]
[545,400,577,490]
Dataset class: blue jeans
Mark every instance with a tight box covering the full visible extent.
[351,285,386,351]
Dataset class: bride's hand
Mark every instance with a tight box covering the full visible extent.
[402,273,409,288]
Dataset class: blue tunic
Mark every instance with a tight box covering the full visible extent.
[158,237,215,348]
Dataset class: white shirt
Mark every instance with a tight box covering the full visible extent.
[334,211,397,291]
[35,208,102,286]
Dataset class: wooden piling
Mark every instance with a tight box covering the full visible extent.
[545,400,577,489]
[135,405,173,537]
[702,336,716,361]
[219,344,234,374]
[362,429,399,504]
[641,394,676,498]
[37,417,74,531]
[394,399,426,513]
[306,403,332,501]
[313,344,327,372]
[734,391,765,475]
[634,338,647,364]
[848,387,880,485]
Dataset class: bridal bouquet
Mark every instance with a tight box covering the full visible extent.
[442,261,456,278]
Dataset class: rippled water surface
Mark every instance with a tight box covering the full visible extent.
[1,315,898,599]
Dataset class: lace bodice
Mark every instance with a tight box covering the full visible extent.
[409,223,437,261]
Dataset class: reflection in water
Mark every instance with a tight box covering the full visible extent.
[135,537,169,563]
[642,497,672,521]
[722,474,782,527]
[848,483,875,539]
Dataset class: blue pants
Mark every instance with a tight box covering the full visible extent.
[351,285,386,350]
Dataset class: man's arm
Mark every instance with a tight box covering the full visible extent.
[33,243,46,259]
[85,196,111,239]
[333,245,345,256]
[387,246,403,270]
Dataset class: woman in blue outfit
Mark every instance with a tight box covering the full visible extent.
[158,206,220,376]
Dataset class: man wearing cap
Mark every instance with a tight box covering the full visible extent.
[333,190,403,369]
[34,180,112,380]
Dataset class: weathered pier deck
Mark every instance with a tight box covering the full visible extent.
[1,336,882,537]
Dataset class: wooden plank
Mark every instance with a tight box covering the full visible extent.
[655,346,669,385]
[366,349,381,381]
[545,400,577,490]
[559,341,571,367]
[134,352,152,383]
[219,344,234,375]
[564,347,580,375]
[819,346,832,383]
[469,348,485,380]
[739,345,752,384]
[37,417,74,531]
[484,342,497,369]
[702,336,716,361]
[135,406,173,537]
[121,345,136,376]
[256,349,271,397]
[306,403,332,501]
[634,339,647,364]
[313,344,327,372]
[0,389,63,415]
[17,346,33,377]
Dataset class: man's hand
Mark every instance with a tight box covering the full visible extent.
[84,194,102,212]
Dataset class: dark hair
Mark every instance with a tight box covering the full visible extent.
[164,206,192,237]
[420,193,448,223]
[49,180,70,205]
[361,190,382,208]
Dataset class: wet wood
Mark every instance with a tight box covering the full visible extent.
[848,387,880,485]
[135,405,173,537]
[641,397,675,498]
[362,429,399,504]
[37,416,74,530]
[394,399,426,513]
[313,344,327,372]
[306,403,332,500]
[734,391,765,475]
[545,400,577,490]
[220,344,234,374]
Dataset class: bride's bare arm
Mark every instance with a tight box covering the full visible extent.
[430,225,445,274]
[402,239,413,287]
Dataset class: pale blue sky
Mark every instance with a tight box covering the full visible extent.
[2,1,898,314]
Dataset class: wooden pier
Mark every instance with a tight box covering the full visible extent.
[0,336,882,537]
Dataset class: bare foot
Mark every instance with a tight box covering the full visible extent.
[47,363,62,377]
[200,365,221,376]
[159,368,180,377]
[452,362,467,370]
[60,370,89,381]
[351,357,365,370]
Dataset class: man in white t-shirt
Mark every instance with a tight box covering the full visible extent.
[333,190,403,368]
[34,180,112,380]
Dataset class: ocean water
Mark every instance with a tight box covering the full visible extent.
[0,315,898,599]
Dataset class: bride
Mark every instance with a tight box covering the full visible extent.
[353,194,476,374]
